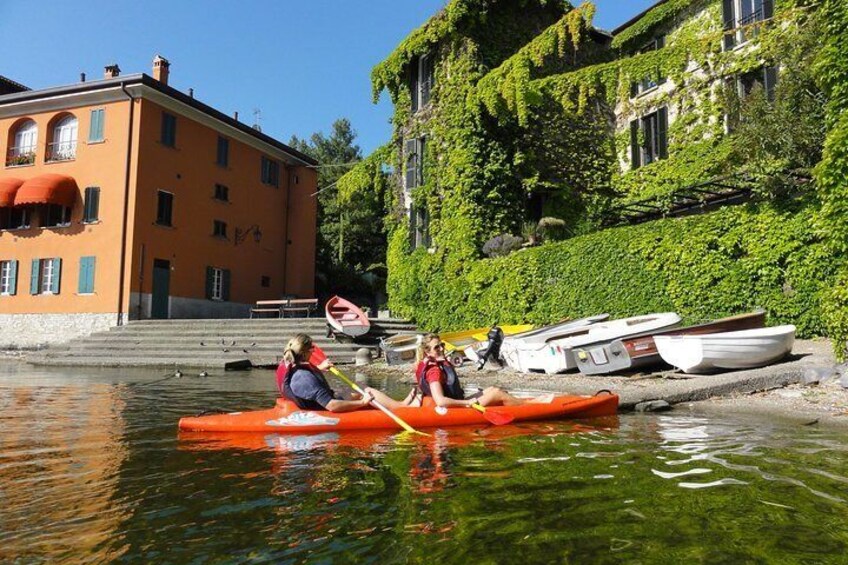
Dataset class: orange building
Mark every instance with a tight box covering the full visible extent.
[0,58,318,348]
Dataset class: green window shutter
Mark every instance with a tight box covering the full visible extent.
[630,120,641,169]
[205,266,214,299]
[8,260,17,295]
[222,269,231,301]
[79,256,95,294]
[89,109,104,142]
[51,258,62,294]
[30,259,40,294]
[658,107,669,160]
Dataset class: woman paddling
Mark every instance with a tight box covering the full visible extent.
[415,333,551,408]
[278,333,417,412]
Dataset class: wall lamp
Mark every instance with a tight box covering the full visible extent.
[235,224,262,245]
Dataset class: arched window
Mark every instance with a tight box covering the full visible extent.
[48,115,78,162]
[7,120,37,166]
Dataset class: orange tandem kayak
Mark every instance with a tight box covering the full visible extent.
[178,393,619,433]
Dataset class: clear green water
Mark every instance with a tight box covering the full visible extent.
[2,362,848,564]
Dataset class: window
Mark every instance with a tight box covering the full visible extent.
[725,66,779,132]
[261,275,270,288]
[205,266,230,301]
[78,256,96,294]
[261,156,279,187]
[42,205,71,228]
[410,54,435,112]
[723,0,774,50]
[410,206,431,250]
[30,258,61,295]
[213,220,228,238]
[216,136,229,167]
[0,207,29,230]
[404,137,425,191]
[156,191,173,226]
[214,183,229,202]
[631,36,666,97]
[89,109,105,143]
[630,107,668,169]
[7,119,37,166]
[47,115,78,162]
[0,260,18,295]
[83,187,100,223]
[161,112,177,147]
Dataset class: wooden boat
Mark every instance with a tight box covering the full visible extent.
[574,311,767,375]
[380,333,423,366]
[654,324,796,374]
[532,313,682,374]
[178,393,619,433]
[499,315,610,372]
[325,295,370,338]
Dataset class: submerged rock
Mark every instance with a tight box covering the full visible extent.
[635,400,672,413]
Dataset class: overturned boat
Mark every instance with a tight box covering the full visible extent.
[499,315,610,373]
[530,313,682,374]
[574,311,766,375]
[654,324,796,374]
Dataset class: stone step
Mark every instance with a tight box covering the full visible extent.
[30,317,415,369]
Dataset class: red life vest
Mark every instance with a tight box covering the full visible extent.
[415,358,465,400]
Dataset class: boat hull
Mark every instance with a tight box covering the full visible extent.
[654,325,796,374]
[538,313,682,375]
[500,316,610,373]
[178,394,619,433]
[574,311,767,375]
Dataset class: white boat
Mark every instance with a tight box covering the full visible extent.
[500,315,609,373]
[653,325,796,374]
[535,313,682,374]
[380,333,423,366]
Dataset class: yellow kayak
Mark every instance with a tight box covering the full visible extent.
[441,324,534,352]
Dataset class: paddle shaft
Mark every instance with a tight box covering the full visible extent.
[328,366,429,436]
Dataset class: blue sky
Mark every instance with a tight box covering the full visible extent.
[0,1,657,155]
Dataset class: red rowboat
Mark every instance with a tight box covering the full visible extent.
[325,295,370,338]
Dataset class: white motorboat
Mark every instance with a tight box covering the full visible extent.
[535,313,682,374]
[500,315,610,373]
[653,325,796,374]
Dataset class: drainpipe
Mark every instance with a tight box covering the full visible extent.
[283,167,292,294]
[117,82,136,326]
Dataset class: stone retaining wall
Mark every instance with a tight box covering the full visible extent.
[0,313,117,349]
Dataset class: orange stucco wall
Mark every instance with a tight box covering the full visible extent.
[0,98,134,314]
[128,98,316,310]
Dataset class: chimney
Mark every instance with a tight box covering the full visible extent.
[80,72,86,83]
[233,111,239,121]
[188,88,194,99]
[104,64,121,79]
[153,55,170,85]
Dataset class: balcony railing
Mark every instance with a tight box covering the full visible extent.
[46,140,77,162]
[5,147,36,167]
[738,7,765,28]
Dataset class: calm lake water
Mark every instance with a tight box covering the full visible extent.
[2,361,848,564]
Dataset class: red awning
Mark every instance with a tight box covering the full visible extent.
[0,177,24,207]
[14,174,79,207]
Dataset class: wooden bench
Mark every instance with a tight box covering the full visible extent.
[249,298,319,318]
[282,298,318,318]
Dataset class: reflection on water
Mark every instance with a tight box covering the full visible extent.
[2,362,848,563]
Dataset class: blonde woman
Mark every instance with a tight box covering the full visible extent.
[415,333,550,408]
[277,333,416,412]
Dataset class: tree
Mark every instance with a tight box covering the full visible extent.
[290,119,387,299]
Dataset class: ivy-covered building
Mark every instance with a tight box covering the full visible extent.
[338,0,848,355]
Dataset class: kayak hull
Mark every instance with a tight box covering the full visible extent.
[178,394,619,433]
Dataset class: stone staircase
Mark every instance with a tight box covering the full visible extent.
[26,318,417,370]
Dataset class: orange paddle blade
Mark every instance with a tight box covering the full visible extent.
[471,403,515,426]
